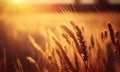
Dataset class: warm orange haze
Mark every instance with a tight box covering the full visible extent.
[0,0,120,72]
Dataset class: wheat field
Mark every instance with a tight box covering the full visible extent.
[0,12,120,72]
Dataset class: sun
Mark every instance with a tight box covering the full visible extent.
[12,0,24,4]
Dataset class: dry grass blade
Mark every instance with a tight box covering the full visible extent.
[52,49,61,72]
[115,31,120,57]
[14,63,19,72]
[16,57,24,72]
[74,52,79,72]
[28,35,44,55]
[0,48,7,72]
[56,49,71,72]
[55,49,67,72]
[14,57,24,72]
[62,33,71,45]
[46,48,60,72]
[3,48,7,72]
[26,57,39,72]
[26,57,36,64]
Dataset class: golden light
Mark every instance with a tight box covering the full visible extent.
[12,0,24,4]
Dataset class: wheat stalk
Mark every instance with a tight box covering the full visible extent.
[49,29,76,72]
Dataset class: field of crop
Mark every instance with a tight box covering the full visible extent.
[0,12,120,72]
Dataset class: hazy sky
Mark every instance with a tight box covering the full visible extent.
[3,0,73,4]
[24,0,94,4]
[2,0,120,4]
[22,0,73,4]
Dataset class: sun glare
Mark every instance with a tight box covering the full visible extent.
[12,0,24,4]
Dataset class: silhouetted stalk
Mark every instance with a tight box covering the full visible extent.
[51,31,76,72]
[115,32,120,57]
[108,23,115,44]
[62,33,71,45]
[90,35,95,48]
[70,21,88,72]
[74,52,79,72]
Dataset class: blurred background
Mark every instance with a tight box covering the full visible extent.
[0,0,120,13]
[0,0,120,40]
[0,0,120,72]
[0,0,120,43]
